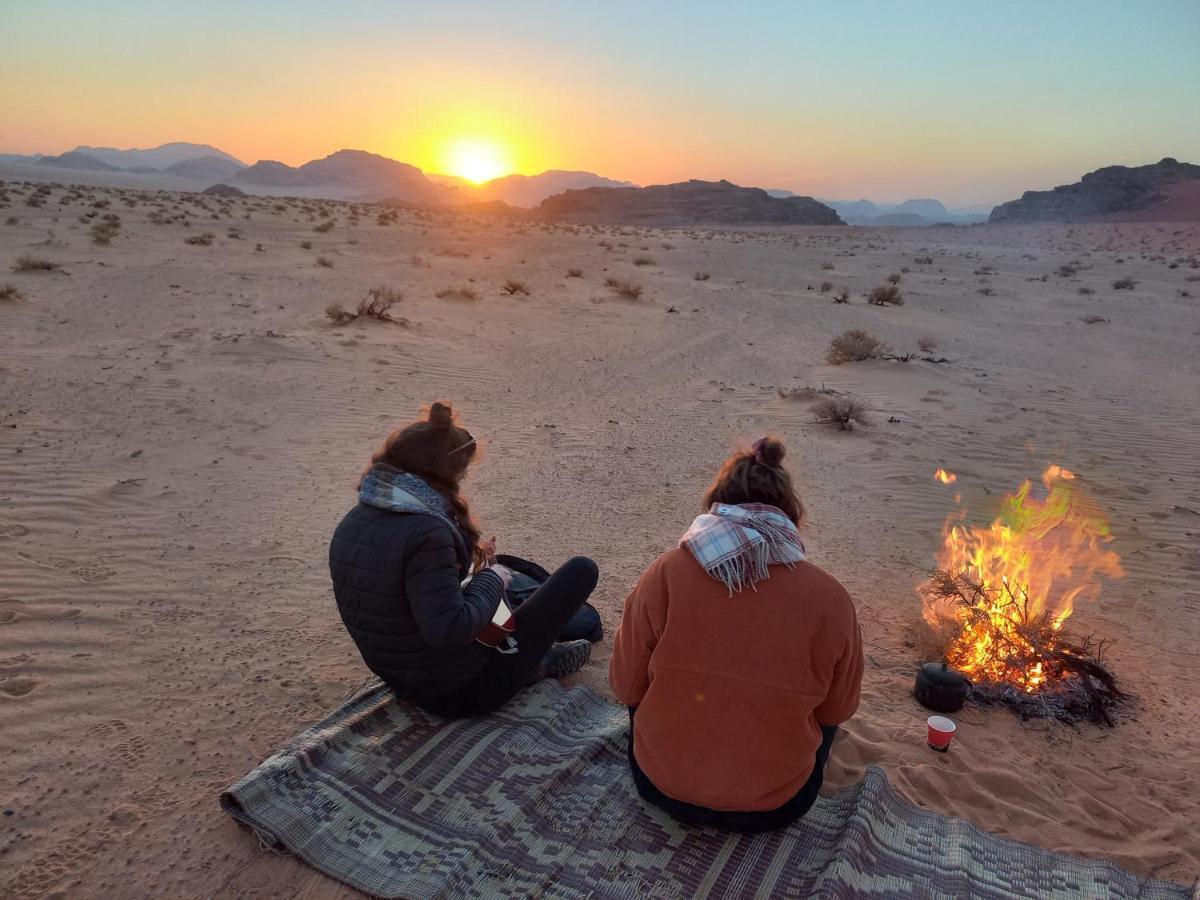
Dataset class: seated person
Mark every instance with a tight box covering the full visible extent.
[330,401,598,718]
[609,437,862,831]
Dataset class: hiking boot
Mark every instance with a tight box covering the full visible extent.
[534,639,592,681]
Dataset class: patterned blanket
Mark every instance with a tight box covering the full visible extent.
[221,681,1189,899]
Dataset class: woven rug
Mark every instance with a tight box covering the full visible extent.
[221,680,1188,899]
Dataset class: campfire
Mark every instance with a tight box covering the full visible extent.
[920,466,1128,724]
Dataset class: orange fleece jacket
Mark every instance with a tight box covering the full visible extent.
[609,547,863,812]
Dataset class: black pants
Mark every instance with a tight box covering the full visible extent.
[428,556,598,718]
[627,708,840,832]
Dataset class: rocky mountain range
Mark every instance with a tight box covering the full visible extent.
[771,193,988,226]
[536,180,843,225]
[988,158,1200,223]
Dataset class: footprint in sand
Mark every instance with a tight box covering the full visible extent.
[0,599,82,624]
[70,563,117,583]
[89,719,130,740]
[0,523,30,538]
[0,674,38,697]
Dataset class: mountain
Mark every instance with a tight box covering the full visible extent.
[37,151,118,171]
[989,158,1200,223]
[73,142,244,169]
[536,179,843,226]
[164,156,245,180]
[468,170,633,208]
[232,159,314,187]
[821,197,983,226]
[299,149,450,204]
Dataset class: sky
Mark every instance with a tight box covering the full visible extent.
[1,1,1198,206]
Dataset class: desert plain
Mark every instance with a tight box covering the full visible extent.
[1,179,1198,897]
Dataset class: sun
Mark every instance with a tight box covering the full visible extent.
[443,138,511,184]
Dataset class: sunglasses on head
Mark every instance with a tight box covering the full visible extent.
[449,430,476,454]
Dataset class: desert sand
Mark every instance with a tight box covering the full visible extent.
[1,181,1198,897]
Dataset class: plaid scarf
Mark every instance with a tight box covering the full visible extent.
[680,502,806,594]
[359,464,470,573]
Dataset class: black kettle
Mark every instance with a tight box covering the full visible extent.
[914,662,970,713]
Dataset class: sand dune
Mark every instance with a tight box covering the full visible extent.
[1,182,1198,896]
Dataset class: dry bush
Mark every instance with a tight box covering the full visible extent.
[812,395,870,431]
[90,221,120,245]
[604,277,644,299]
[435,285,480,301]
[819,281,833,293]
[1078,286,1096,295]
[313,220,334,233]
[11,255,61,272]
[977,286,994,296]
[821,262,835,270]
[917,335,938,353]
[827,329,888,364]
[1112,277,1136,290]
[886,272,902,285]
[833,287,850,304]
[1080,314,1110,324]
[913,256,933,265]
[694,271,711,281]
[184,232,214,246]
[300,240,313,250]
[4,216,18,226]
[326,287,406,325]
[315,256,334,268]
[325,303,357,324]
[0,283,25,300]
[566,267,583,278]
[1057,263,1079,277]
[501,278,530,295]
[633,257,656,266]
[867,284,903,306]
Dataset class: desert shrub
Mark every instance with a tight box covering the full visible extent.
[11,255,61,272]
[867,284,903,306]
[828,329,887,364]
[313,220,334,233]
[90,221,120,245]
[4,216,17,226]
[812,395,870,431]
[977,287,994,296]
[913,256,933,265]
[315,256,334,268]
[694,272,711,281]
[184,232,214,246]
[1112,277,1136,290]
[326,287,406,325]
[821,262,835,270]
[1080,314,1110,324]
[1057,264,1079,277]
[435,285,480,301]
[0,283,24,300]
[566,267,583,278]
[917,335,938,353]
[886,272,902,285]
[819,281,833,293]
[604,277,644,299]
[1078,286,1096,295]
[833,287,850,304]
[633,257,656,266]
[502,278,530,295]
[254,243,265,252]
[300,240,313,249]
[226,227,243,240]
[325,303,357,324]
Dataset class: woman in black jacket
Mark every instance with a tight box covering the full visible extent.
[330,401,598,717]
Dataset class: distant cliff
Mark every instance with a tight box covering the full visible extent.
[536,180,843,225]
[989,158,1200,223]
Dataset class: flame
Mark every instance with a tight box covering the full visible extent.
[922,466,1124,692]
[934,468,958,484]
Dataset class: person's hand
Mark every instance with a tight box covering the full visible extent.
[488,563,513,589]
[479,535,497,564]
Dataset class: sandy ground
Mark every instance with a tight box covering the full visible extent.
[1,180,1198,898]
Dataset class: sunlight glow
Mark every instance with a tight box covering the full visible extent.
[442,138,511,184]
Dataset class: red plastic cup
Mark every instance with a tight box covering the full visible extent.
[927,715,957,752]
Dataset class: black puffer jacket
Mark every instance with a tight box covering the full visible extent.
[329,503,505,706]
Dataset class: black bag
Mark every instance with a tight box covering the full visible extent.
[496,554,603,643]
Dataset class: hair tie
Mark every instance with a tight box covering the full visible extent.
[752,437,768,465]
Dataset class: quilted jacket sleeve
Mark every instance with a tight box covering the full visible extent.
[404,518,503,650]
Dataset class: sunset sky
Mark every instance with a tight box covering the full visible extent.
[2,1,1198,205]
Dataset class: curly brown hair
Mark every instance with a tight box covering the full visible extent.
[365,401,485,566]
[704,436,804,525]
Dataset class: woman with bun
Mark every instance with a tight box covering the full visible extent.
[609,437,862,831]
[330,402,598,717]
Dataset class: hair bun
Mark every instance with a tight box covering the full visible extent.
[753,436,786,467]
[428,401,454,430]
